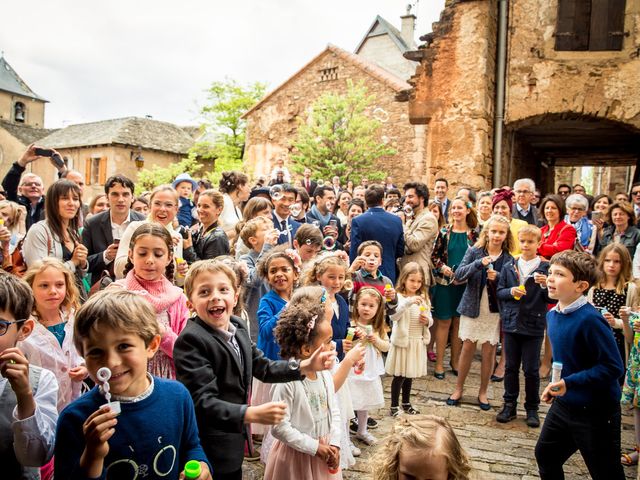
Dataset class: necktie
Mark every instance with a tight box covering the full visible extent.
[281,220,287,231]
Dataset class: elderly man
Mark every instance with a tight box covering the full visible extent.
[398,182,438,286]
[512,178,540,225]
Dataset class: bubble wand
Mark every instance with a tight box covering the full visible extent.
[96,367,121,415]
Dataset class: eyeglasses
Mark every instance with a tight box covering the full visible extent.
[632,191,640,196]
[568,207,586,212]
[0,318,27,336]
[514,190,531,195]
[151,201,176,209]
[20,182,42,187]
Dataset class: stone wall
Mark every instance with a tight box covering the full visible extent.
[243,47,422,185]
[357,36,416,80]
[0,129,29,179]
[0,93,45,127]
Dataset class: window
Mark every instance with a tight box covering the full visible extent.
[85,156,107,185]
[555,0,627,51]
[319,66,338,82]
[14,102,25,123]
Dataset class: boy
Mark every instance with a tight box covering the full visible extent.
[238,216,278,340]
[496,225,553,427]
[54,290,211,480]
[172,173,198,227]
[0,272,58,478]
[348,240,397,312]
[174,260,335,480]
[534,250,624,480]
[293,223,323,264]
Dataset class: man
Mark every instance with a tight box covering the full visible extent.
[532,189,542,206]
[352,185,366,202]
[433,177,450,222]
[398,182,438,286]
[384,176,396,191]
[306,185,341,247]
[349,185,404,283]
[512,178,540,225]
[385,188,401,202]
[617,192,630,203]
[82,174,145,281]
[1,144,65,231]
[300,168,317,196]
[271,183,301,247]
[573,184,586,196]
[331,176,341,196]
[557,184,571,199]
[630,183,640,218]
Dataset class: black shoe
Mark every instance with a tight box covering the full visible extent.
[449,363,458,376]
[349,418,358,433]
[478,397,492,411]
[496,403,517,423]
[434,370,445,380]
[490,374,504,382]
[390,406,401,417]
[402,403,420,415]
[526,410,540,428]
[446,396,460,406]
[367,417,378,429]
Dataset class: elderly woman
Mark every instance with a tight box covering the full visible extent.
[490,188,528,257]
[564,194,596,253]
[476,191,493,226]
[596,201,640,261]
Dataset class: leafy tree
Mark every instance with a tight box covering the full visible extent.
[290,80,395,183]
[135,156,201,194]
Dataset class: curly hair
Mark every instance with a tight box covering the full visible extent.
[123,223,175,282]
[372,415,471,480]
[24,257,81,316]
[257,244,299,279]
[274,286,327,359]
[302,252,349,288]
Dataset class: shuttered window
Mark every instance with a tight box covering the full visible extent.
[555,0,627,51]
[85,157,107,185]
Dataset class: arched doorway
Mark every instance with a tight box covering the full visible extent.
[502,113,640,196]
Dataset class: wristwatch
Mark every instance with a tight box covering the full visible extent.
[287,357,301,371]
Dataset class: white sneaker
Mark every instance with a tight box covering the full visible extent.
[355,431,377,445]
[349,440,361,457]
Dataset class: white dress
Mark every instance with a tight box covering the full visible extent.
[385,304,429,378]
[458,288,501,345]
[330,358,355,469]
[347,342,385,411]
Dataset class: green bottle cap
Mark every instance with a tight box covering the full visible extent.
[184,460,201,479]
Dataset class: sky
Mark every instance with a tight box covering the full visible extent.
[1,0,445,129]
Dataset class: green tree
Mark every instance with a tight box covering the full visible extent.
[290,80,395,183]
[136,156,201,194]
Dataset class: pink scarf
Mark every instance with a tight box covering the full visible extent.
[119,270,183,313]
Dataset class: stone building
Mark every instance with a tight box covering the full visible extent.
[243,13,426,184]
[405,0,640,195]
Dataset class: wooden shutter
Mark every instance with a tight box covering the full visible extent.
[589,0,626,50]
[555,0,591,51]
[98,157,107,184]
[85,158,91,185]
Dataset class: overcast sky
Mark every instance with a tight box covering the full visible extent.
[1,0,445,129]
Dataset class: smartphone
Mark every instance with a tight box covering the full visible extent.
[35,147,65,169]
[591,211,601,221]
[113,238,120,246]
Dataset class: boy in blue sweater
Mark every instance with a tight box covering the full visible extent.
[534,250,624,480]
[54,290,211,480]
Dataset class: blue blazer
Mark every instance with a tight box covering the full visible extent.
[331,295,350,360]
[349,206,405,283]
[272,212,301,247]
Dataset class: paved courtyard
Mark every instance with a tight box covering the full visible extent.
[243,351,637,479]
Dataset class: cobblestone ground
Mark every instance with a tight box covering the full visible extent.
[242,351,637,479]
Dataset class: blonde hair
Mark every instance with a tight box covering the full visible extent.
[372,415,471,480]
[302,252,350,289]
[0,200,26,237]
[24,258,80,316]
[396,262,428,302]
[353,287,386,337]
[595,243,633,295]
[74,290,160,355]
[518,224,542,241]
[239,216,272,246]
[184,259,238,300]
[474,214,514,253]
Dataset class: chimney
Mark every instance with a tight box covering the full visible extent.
[400,4,416,48]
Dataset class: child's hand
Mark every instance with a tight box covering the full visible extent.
[410,296,423,305]
[244,401,287,425]
[541,379,566,404]
[366,332,375,342]
[300,347,336,374]
[384,286,396,302]
[418,309,429,325]
[602,312,616,327]
[82,406,118,462]
[354,327,365,339]
[481,256,493,267]
[633,320,640,333]
[179,462,211,480]
[0,224,11,242]
[0,347,31,396]
[620,306,631,322]
[69,365,88,382]
[315,443,333,462]
[176,259,189,277]
[511,287,526,299]
[344,342,365,367]
[342,338,353,353]
[335,250,349,264]
[486,269,497,281]
[327,445,340,470]
[533,273,547,287]
[265,229,279,246]
[349,256,366,273]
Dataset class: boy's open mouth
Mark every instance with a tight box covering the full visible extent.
[208,306,225,315]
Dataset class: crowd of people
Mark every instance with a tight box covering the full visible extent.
[1,144,639,479]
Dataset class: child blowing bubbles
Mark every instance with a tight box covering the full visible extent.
[265,286,343,479]
[174,260,335,480]
[54,290,211,480]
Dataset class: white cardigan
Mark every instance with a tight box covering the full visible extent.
[270,370,341,456]
[389,294,433,348]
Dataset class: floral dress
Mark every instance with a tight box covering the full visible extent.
[622,313,640,407]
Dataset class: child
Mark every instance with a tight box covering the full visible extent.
[588,243,638,371]
[54,290,211,479]
[620,295,640,467]
[238,216,278,340]
[264,286,342,479]
[535,250,625,479]
[112,223,189,380]
[0,271,58,478]
[372,415,471,480]
[348,287,389,445]
[172,173,198,227]
[348,240,398,314]
[294,224,323,265]
[174,260,335,479]
[21,258,86,411]
[0,199,26,253]
[496,225,552,427]
[385,262,433,417]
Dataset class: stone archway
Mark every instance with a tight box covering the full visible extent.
[502,113,640,195]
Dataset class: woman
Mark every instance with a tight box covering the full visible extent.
[184,189,229,262]
[339,198,365,252]
[431,196,479,379]
[565,194,596,253]
[538,195,577,260]
[427,200,445,229]
[346,180,354,194]
[132,196,149,216]
[334,190,353,225]
[113,184,185,280]
[476,191,493,226]
[88,193,109,216]
[22,180,88,292]
[597,201,640,261]
[591,194,612,232]
[219,170,251,242]
[491,188,528,257]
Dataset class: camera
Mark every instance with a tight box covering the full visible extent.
[177,225,190,239]
[35,148,66,169]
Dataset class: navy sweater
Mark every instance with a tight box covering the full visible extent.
[331,294,350,360]
[547,302,624,409]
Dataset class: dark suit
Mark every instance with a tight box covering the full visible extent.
[349,206,405,283]
[1,162,45,231]
[512,204,541,226]
[301,178,317,196]
[272,212,301,247]
[81,209,145,280]
[174,315,302,475]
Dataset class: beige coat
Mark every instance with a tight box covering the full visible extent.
[398,209,439,286]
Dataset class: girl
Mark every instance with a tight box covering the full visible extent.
[20,258,86,411]
[183,189,230,262]
[431,196,479,379]
[372,415,471,480]
[447,215,514,411]
[588,243,638,372]
[112,223,189,379]
[265,286,342,479]
[620,300,640,467]
[348,287,389,446]
[0,199,26,253]
[427,199,445,229]
[386,262,433,417]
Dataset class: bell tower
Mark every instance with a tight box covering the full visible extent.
[0,54,47,127]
